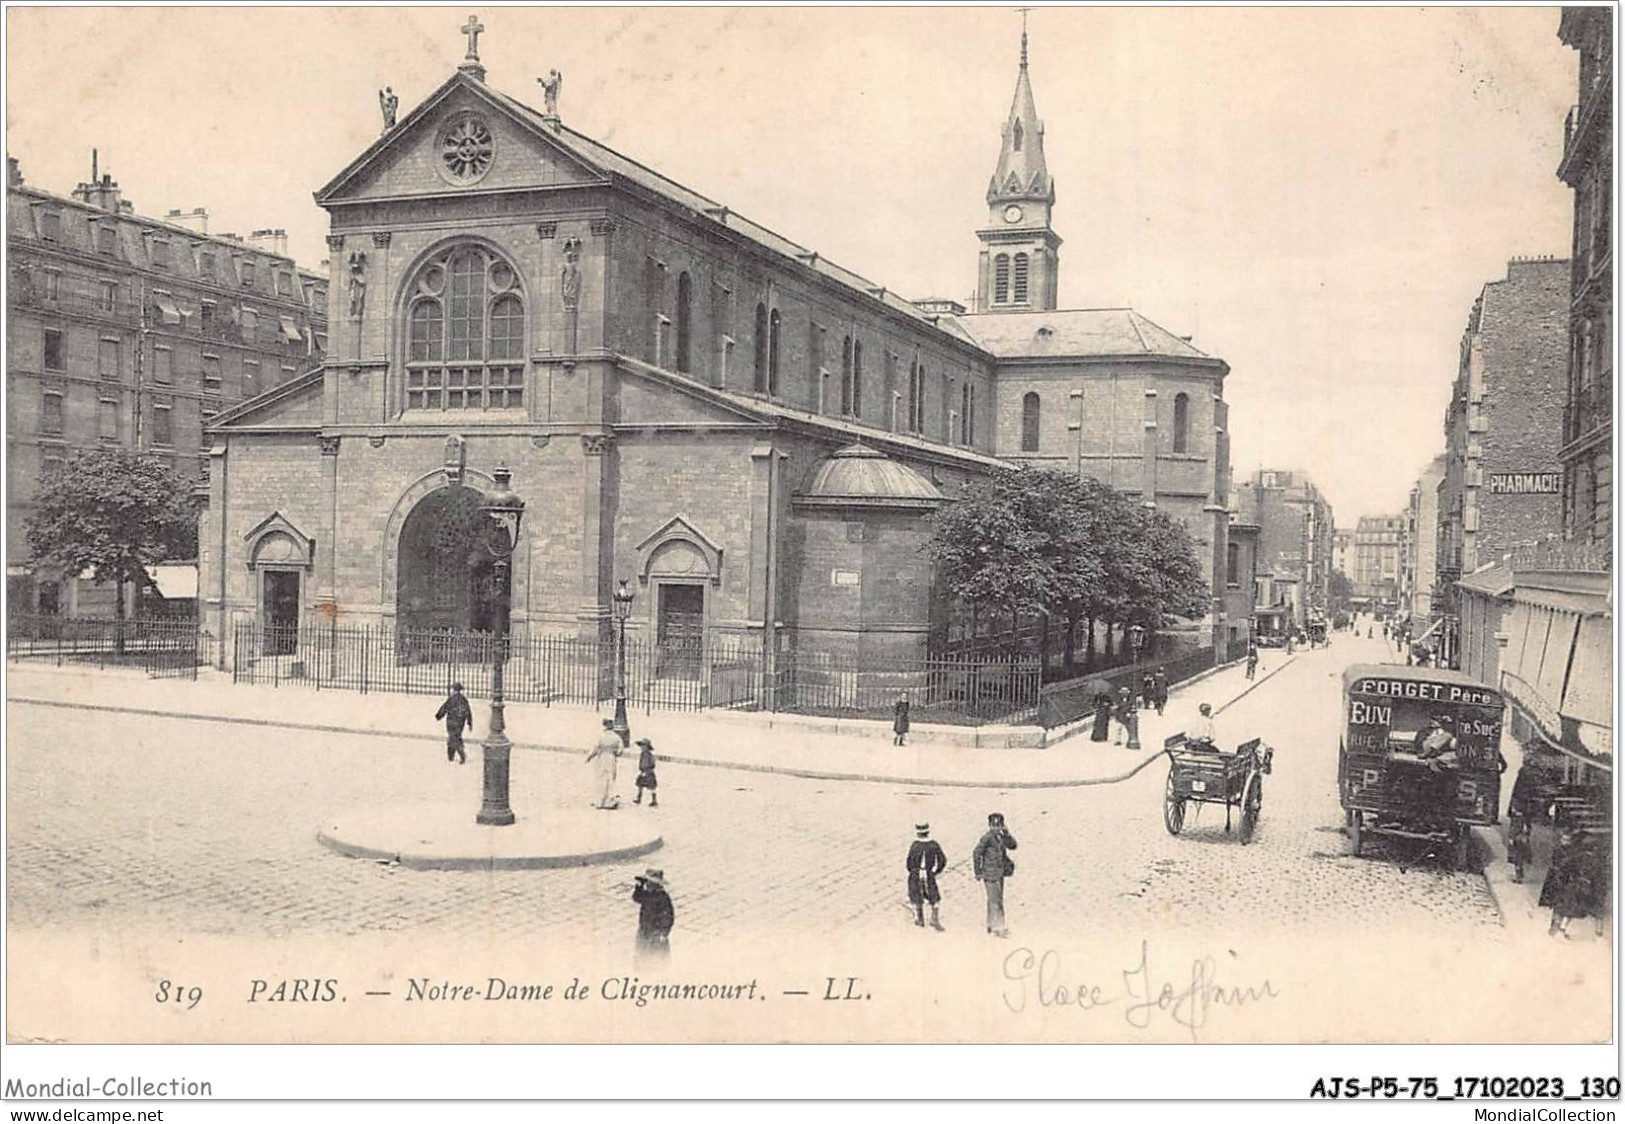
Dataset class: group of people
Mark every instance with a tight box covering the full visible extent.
[906,814,1019,937]
[434,686,662,810]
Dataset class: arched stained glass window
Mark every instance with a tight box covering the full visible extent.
[675,272,693,374]
[1173,392,1190,454]
[767,308,781,396]
[753,303,769,393]
[404,245,526,411]
[1021,391,1040,451]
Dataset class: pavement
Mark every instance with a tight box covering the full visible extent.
[6,647,1298,789]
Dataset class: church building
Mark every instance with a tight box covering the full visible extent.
[200,20,1236,674]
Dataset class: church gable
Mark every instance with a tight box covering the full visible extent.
[321,79,607,204]
[211,370,325,429]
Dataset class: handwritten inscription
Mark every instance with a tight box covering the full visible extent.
[1001,943,1278,1040]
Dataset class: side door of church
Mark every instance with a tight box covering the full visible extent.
[655,584,704,681]
[263,570,300,656]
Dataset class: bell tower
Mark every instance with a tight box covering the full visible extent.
[975,18,1061,312]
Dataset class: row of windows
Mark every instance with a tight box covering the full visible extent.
[31,209,314,300]
[36,327,291,387]
[38,389,221,445]
[1018,390,1192,453]
[652,266,984,443]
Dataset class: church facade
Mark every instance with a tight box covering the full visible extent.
[201,26,1236,672]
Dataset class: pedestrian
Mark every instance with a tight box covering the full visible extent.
[633,737,659,807]
[434,682,473,764]
[1152,669,1169,716]
[1541,830,1601,938]
[632,868,674,963]
[1112,686,1133,745]
[972,812,1017,938]
[1140,673,1156,711]
[587,718,623,810]
[1245,648,1259,681]
[893,693,911,747]
[906,822,947,930]
[1089,682,1113,743]
[1117,686,1141,750]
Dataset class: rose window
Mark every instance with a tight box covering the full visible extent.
[440,115,494,183]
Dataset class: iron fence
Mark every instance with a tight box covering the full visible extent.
[1037,645,1218,729]
[6,613,208,678]
[227,620,1042,724]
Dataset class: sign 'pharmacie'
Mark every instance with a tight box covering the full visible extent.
[1488,472,1562,495]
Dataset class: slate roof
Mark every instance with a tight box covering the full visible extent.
[954,308,1215,361]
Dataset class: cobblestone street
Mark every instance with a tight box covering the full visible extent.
[6,633,1611,1042]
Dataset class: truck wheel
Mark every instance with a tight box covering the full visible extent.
[1347,811,1364,857]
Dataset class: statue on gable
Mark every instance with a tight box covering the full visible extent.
[538,70,563,119]
[347,251,368,319]
[379,87,399,130]
[443,434,467,485]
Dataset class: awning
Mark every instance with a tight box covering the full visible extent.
[145,563,198,600]
[279,316,302,343]
[154,296,183,326]
[1560,613,1613,732]
[1513,586,1611,616]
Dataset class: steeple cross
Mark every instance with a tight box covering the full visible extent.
[461,14,485,62]
[1017,7,1032,66]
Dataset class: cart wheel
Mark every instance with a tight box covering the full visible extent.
[1163,772,1185,836]
[1347,811,1364,857]
[1239,776,1262,845]
[1453,829,1473,872]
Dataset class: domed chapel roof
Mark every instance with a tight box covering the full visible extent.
[797,444,944,510]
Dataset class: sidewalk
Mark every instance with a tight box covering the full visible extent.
[7,651,1296,789]
[1473,735,1614,949]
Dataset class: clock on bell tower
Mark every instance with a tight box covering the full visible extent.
[975,23,1061,312]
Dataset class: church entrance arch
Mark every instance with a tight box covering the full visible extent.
[395,485,508,638]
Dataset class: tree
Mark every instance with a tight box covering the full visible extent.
[26,449,198,650]
[1328,569,1354,613]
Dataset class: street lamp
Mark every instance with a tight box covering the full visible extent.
[1127,622,1146,666]
[611,578,635,746]
[476,465,524,828]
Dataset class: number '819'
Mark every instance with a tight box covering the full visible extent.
[154,980,203,1009]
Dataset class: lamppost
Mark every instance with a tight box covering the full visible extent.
[1127,622,1146,666]
[476,465,524,827]
[612,578,635,746]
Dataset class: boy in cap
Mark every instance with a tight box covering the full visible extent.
[633,737,659,807]
[434,682,473,764]
[632,868,674,962]
[906,823,947,930]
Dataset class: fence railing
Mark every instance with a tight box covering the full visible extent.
[6,613,208,678]
[227,620,1043,725]
[1038,646,1218,729]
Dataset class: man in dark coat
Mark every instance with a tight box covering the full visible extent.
[893,694,911,746]
[972,813,1017,937]
[906,823,947,930]
[1245,648,1259,680]
[1089,681,1113,742]
[632,868,674,962]
[1152,669,1169,715]
[1114,686,1140,749]
[434,683,473,764]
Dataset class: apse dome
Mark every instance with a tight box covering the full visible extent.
[796,444,944,510]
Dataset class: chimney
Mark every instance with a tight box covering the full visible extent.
[247,228,289,258]
[70,150,125,213]
[167,207,209,235]
[7,156,21,188]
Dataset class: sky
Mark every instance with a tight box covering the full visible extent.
[5,6,1579,524]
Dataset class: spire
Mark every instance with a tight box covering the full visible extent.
[987,21,1052,205]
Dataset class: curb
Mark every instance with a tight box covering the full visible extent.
[1471,825,1512,926]
[9,693,1183,791]
[1212,653,1297,717]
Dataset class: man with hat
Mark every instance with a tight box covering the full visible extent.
[972,812,1018,938]
[906,823,947,930]
[434,682,473,764]
[633,737,659,807]
[632,868,674,963]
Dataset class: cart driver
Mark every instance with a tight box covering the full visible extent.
[1417,714,1460,773]
[1189,703,1219,750]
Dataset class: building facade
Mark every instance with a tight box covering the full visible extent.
[1398,455,1447,621]
[6,155,328,615]
[1557,7,1613,549]
[1233,469,1333,631]
[199,30,1241,673]
[1434,257,1570,640]
[1352,514,1402,606]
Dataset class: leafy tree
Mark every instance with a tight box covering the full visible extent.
[1328,569,1354,612]
[26,449,198,649]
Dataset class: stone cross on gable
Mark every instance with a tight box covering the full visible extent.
[462,15,484,62]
